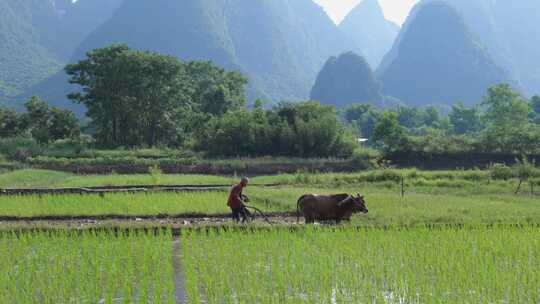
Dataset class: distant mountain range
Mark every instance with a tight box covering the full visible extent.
[377,1,511,107]
[310,52,384,108]
[428,0,540,97]
[338,0,399,69]
[1,0,538,112]
[0,0,122,107]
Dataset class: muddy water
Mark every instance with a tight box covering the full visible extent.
[173,237,187,303]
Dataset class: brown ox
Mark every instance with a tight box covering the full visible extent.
[297,193,368,223]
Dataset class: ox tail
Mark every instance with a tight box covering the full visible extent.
[297,195,307,223]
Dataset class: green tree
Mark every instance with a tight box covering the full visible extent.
[23,96,51,144]
[117,50,188,147]
[66,45,190,147]
[373,111,407,151]
[531,95,540,115]
[481,84,531,129]
[531,95,540,124]
[66,44,131,147]
[195,101,356,157]
[344,104,380,139]
[448,103,483,134]
[0,108,24,138]
[184,61,247,116]
[479,84,534,153]
[396,106,424,130]
[49,107,80,141]
[422,106,441,128]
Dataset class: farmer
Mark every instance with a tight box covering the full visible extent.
[227,177,250,222]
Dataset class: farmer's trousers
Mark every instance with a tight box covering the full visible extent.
[231,206,250,222]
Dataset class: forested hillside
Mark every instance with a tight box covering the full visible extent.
[339,0,399,69]
[25,0,352,110]
[310,52,384,108]
[0,0,123,107]
[428,0,540,97]
[378,2,510,106]
[0,1,62,104]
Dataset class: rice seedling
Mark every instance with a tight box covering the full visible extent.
[250,186,540,226]
[0,192,234,218]
[0,229,174,303]
[182,225,540,303]
[0,169,235,188]
[0,185,538,226]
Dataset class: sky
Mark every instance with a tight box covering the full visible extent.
[313,0,420,25]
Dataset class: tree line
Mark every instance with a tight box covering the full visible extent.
[1,44,540,158]
[0,96,79,144]
[348,84,540,155]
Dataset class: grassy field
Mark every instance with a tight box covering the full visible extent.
[183,225,540,303]
[0,229,175,303]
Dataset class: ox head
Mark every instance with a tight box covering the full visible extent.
[339,193,368,214]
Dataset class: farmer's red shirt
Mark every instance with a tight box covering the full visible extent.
[227,184,244,209]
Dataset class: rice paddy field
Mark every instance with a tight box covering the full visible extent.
[182,226,540,303]
[2,226,539,303]
[1,229,176,303]
[1,169,539,303]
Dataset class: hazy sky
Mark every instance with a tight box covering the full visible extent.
[313,0,419,25]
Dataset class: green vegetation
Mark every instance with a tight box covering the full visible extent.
[346,84,540,156]
[0,1,62,100]
[0,169,236,188]
[0,96,79,143]
[0,192,249,218]
[196,101,357,157]
[310,52,384,108]
[251,186,540,226]
[2,43,539,164]
[66,45,247,148]
[183,225,540,303]
[0,229,174,303]
[0,180,539,225]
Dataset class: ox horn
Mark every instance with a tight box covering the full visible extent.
[338,195,352,206]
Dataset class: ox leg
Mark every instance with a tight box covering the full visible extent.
[305,216,315,224]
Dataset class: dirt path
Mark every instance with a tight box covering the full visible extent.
[0,214,302,230]
[172,237,186,303]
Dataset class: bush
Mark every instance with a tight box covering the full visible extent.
[512,157,539,181]
[489,163,514,180]
[0,137,42,161]
[195,101,357,158]
[350,148,378,170]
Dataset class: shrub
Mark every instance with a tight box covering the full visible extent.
[0,137,42,161]
[489,163,514,180]
[512,157,538,181]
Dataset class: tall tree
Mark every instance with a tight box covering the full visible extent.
[49,107,80,141]
[0,108,23,138]
[66,44,131,146]
[66,45,191,147]
[344,103,380,139]
[373,111,407,151]
[481,84,530,129]
[449,103,483,134]
[23,96,51,144]
[184,61,247,116]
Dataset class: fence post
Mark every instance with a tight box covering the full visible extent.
[401,175,405,199]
